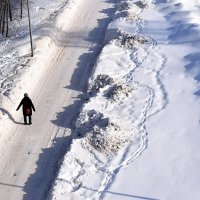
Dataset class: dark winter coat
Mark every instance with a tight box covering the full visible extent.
[16,97,35,116]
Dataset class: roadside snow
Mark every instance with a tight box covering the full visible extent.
[50,0,155,199]
[51,0,200,199]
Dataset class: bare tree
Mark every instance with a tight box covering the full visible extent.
[0,0,33,56]
[0,0,12,36]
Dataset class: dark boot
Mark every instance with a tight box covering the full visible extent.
[24,115,27,125]
[28,116,32,125]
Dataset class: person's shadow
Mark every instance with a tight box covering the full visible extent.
[0,108,24,125]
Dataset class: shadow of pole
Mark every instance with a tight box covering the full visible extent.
[0,182,23,189]
[184,53,200,96]
[57,179,159,200]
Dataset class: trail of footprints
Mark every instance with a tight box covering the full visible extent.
[57,0,169,199]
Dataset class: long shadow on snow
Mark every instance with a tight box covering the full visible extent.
[23,137,73,200]
[162,3,200,45]
[23,95,83,200]
[23,1,116,199]
[161,3,200,97]
[184,53,200,96]
[53,1,116,128]
[57,179,159,200]
[65,6,115,92]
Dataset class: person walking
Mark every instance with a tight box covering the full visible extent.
[16,93,35,125]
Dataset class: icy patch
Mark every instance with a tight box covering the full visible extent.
[88,74,114,95]
[75,110,130,156]
[106,83,134,101]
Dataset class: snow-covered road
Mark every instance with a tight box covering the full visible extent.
[0,0,115,199]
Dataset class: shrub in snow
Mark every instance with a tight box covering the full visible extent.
[117,1,130,11]
[75,110,107,137]
[83,123,130,156]
[88,74,114,95]
[134,1,150,9]
[106,83,134,101]
[114,1,138,20]
[75,110,130,156]
[115,34,148,49]
[114,10,129,20]
[125,12,141,21]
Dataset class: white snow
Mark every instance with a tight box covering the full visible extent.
[51,0,200,199]
[0,0,200,199]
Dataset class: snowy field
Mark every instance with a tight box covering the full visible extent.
[50,0,200,200]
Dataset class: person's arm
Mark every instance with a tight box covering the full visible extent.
[31,100,35,112]
[16,100,23,111]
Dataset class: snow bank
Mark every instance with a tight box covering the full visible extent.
[75,110,131,156]
[50,0,156,199]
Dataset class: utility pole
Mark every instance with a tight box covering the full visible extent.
[26,0,33,57]
[8,0,12,21]
[20,0,23,18]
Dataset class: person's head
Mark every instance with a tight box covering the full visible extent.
[24,93,28,97]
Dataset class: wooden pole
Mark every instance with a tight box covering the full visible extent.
[8,0,12,21]
[0,1,5,33]
[2,3,5,35]
[6,1,9,37]
[26,0,33,57]
[20,0,23,18]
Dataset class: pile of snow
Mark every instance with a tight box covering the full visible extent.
[117,1,130,12]
[115,33,148,49]
[115,0,152,21]
[88,74,114,95]
[106,83,134,101]
[75,110,130,156]
[88,73,134,101]
[134,0,151,9]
